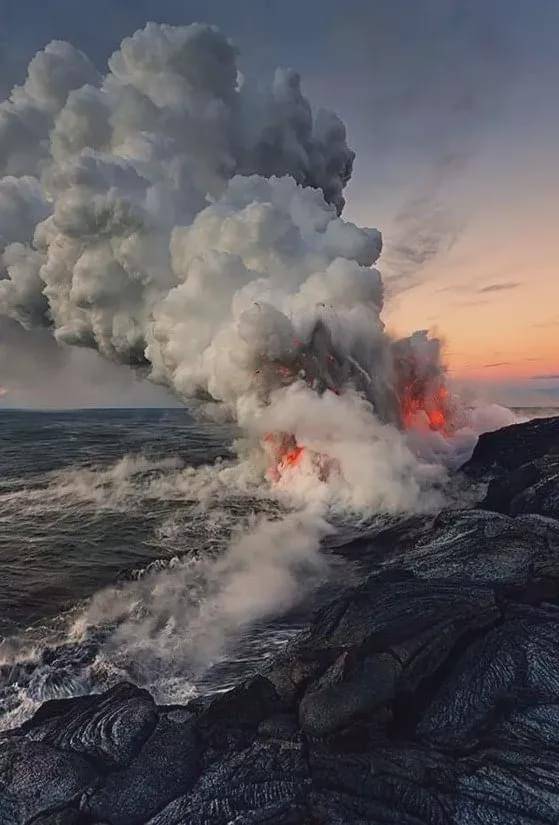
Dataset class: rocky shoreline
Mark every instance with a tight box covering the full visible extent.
[2,416,559,825]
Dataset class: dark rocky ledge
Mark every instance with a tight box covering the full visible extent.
[3,416,559,825]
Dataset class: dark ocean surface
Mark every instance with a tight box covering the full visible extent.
[0,406,554,730]
[0,408,235,633]
[0,408,366,728]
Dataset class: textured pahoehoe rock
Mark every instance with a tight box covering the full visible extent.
[28,811,81,825]
[0,738,97,825]
[378,508,559,585]
[2,415,559,824]
[463,415,559,478]
[84,711,200,825]
[464,415,559,521]
[20,682,158,769]
[483,455,559,519]
[294,573,500,736]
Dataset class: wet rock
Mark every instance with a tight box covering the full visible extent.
[146,738,309,825]
[307,743,455,824]
[464,415,559,522]
[197,675,285,762]
[32,812,80,825]
[419,604,559,746]
[377,508,559,585]
[292,573,499,737]
[483,454,559,519]
[299,650,401,737]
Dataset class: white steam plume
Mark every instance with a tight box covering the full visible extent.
[0,23,517,699]
[0,24,363,385]
[70,506,332,687]
[0,21,428,469]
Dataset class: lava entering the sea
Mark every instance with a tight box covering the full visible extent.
[399,382,453,433]
[264,433,306,482]
[258,321,454,483]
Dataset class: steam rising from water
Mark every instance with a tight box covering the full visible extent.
[0,23,517,721]
[72,507,331,683]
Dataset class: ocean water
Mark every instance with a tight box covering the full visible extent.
[0,408,365,729]
[0,408,234,633]
[0,405,555,731]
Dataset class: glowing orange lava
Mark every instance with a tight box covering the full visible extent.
[400,383,452,433]
[264,432,306,481]
[281,444,305,469]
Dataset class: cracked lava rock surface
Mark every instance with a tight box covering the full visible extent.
[3,416,559,824]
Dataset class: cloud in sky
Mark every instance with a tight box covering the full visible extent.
[478,281,521,294]
[435,279,522,297]
[530,374,559,381]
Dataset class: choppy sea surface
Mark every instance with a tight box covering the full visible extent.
[0,405,555,730]
[0,409,231,632]
[0,408,372,729]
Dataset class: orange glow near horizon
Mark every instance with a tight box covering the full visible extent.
[347,147,559,405]
[383,246,558,400]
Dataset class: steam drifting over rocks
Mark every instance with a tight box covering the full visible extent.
[3,415,559,824]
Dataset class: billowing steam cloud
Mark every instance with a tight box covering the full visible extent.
[0,20,512,514]
[0,23,519,710]
[0,24,385,411]
[0,22,427,439]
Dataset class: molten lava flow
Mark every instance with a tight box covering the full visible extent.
[428,408,446,429]
[400,382,453,433]
[264,432,306,482]
[281,444,305,469]
[263,432,338,484]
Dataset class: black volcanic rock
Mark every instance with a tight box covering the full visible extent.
[84,710,200,825]
[375,507,559,585]
[0,738,97,825]
[460,415,559,520]
[3,415,559,824]
[33,813,80,825]
[19,682,158,770]
[295,574,498,738]
[462,415,559,478]
[482,454,559,519]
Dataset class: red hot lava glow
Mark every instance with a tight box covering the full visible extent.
[400,383,452,433]
[264,433,306,482]
[260,332,456,484]
[263,431,336,483]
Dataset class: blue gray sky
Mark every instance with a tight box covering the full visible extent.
[1,0,558,407]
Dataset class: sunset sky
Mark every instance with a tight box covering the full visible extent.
[1,0,557,407]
